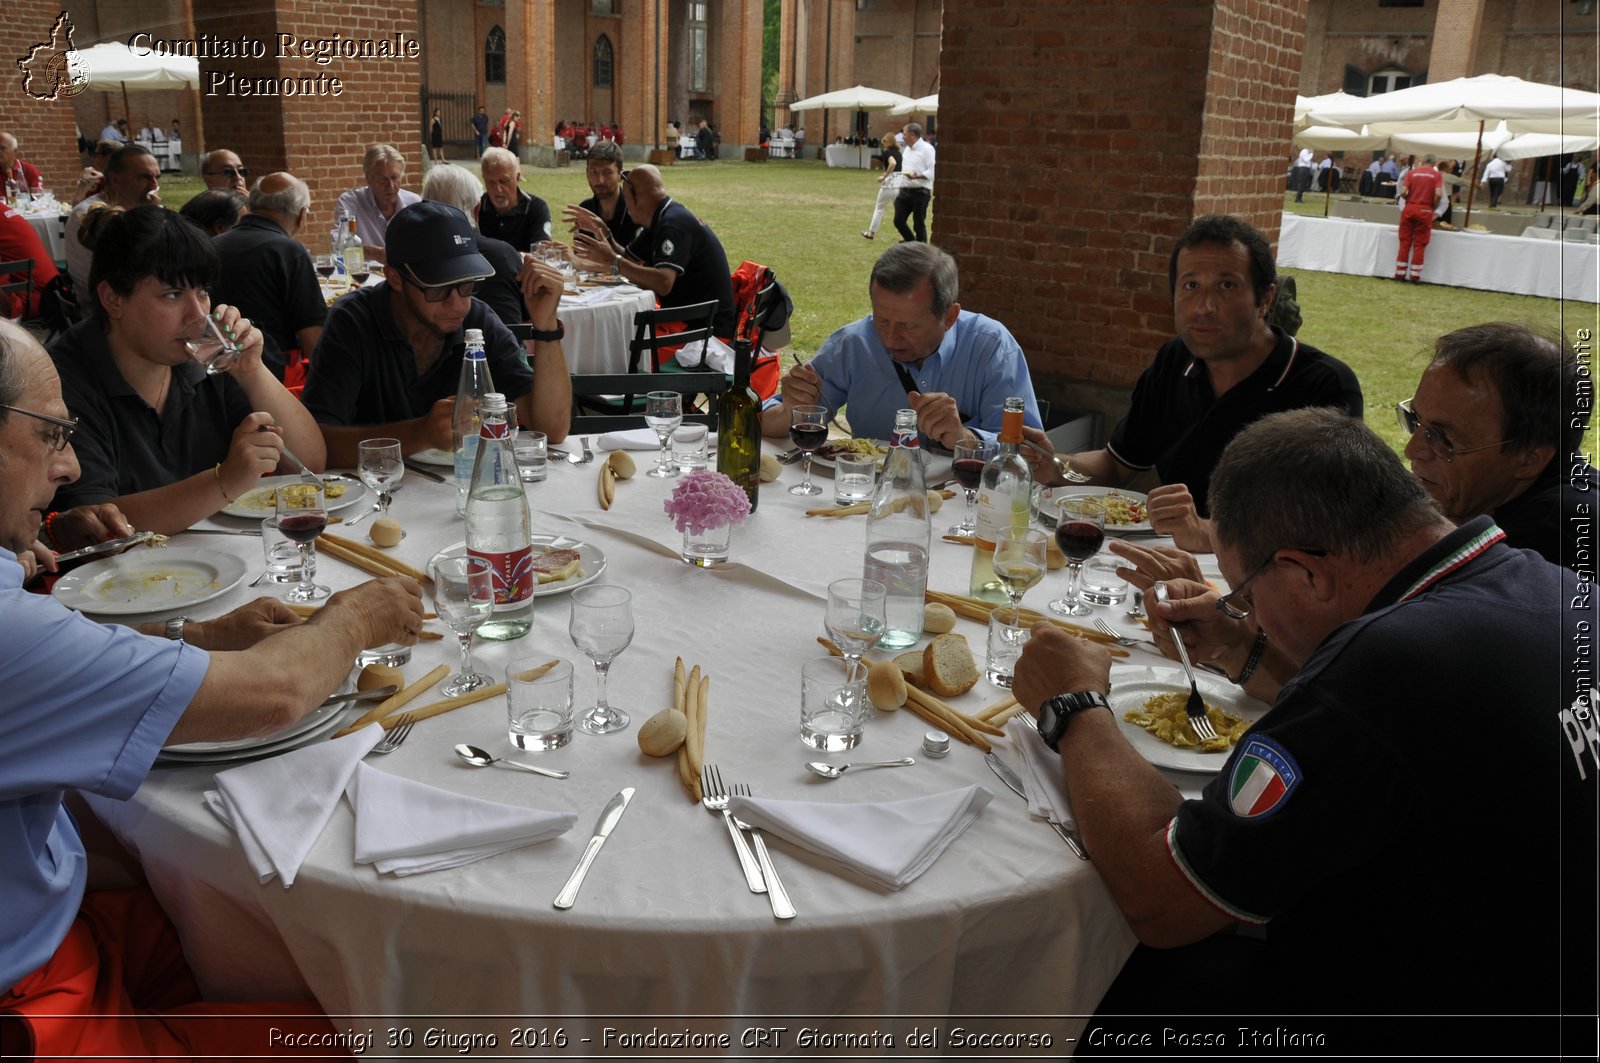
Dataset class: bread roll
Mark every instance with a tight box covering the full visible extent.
[607,450,636,479]
[922,602,957,633]
[923,633,980,697]
[637,708,688,756]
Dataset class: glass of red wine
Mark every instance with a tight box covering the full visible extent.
[274,483,331,602]
[1048,496,1106,617]
[313,255,336,282]
[948,437,993,535]
[349,270,371,288]
[788,404,828,496]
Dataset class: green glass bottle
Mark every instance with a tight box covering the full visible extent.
[716,338,760,511]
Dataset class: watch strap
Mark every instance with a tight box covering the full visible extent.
[1037,690,1110,751]
[164,615,193,642]
[523,320,564,343]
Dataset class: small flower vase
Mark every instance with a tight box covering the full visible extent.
[681,521,732,567]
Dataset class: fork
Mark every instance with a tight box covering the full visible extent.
[1020,438,1092,484]
[729,783,796,919]
[369,713,416,755]
[1151,583,1217,741]
[1092,618,1142,647]
[575,436,595,464]
[701,765,766,893]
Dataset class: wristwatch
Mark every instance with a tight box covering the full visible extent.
[523,320,564,343]
[164,615,194,642]
[1036,691,1111,751]
[610,255,623,277]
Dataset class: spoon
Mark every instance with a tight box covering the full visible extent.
[805,757,915,779]
[454,743,571,779]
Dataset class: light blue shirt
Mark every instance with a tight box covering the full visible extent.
[775,310,1042,445]
[0,549,208,991]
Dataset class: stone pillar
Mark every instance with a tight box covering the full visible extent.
[2,3,88,192]
[1429,0,1487,83]
[935,0,1309,425]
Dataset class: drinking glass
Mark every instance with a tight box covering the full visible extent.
[948,438,992,535]
[993,528,1047,611]
[1049,497,1106,617]
[824,577,887,682]
[182,313,241,375]
[800,656,866,752]
[273,483,330,602]
[787,404,828,496]
[506,657,575,751]
[643,391,683,478]
[432,556,495,697]
[356,437,404,521]
[569,585,634,734]
[313,254,336,283]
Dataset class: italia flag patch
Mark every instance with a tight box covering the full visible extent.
[1228,736,1301,819]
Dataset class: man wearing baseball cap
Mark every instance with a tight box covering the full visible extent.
[302,201,571,466]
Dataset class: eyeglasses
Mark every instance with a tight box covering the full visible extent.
[1395,398,1510,462]
[410,279,477,303]
[1,403,78,452]
[204,165,249,179]
[1215,547,1328,620]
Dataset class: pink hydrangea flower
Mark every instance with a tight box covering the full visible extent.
[663,469,752,535]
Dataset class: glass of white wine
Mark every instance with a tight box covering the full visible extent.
[993,528,1048,612]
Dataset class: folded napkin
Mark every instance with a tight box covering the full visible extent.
[1003,717,1078,829]
[727,784,992,890]
[597,428,717,452]
[205,724,383,886]
[344,762,576,876]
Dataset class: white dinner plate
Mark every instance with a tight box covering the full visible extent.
[1034,486,1153,533]
[52,548,248,616]
[409,448,455,467]
[810,439,888,470]
[427,535,607,598]
[158,676,358,761]
[220,474,368,519]
[1110,665,1269,774]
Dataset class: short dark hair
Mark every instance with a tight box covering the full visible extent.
[869,242,959,317]
[1429,322,1588,456]
[178,189,248,234]
[86,205,219,325]
[1168,214,1276,305]
[105,143,155,175]
[587,140,624,169]
[1210,408,1439,568]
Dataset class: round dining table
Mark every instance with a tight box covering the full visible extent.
[553,283,656,374]
[77,440,1232,1049]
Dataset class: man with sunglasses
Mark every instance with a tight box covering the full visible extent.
[302,201,571,467]
[199,149,248,195]
[1013,408,1593,1033]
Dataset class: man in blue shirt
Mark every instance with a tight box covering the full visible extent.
[760,242,1041,449]
[0,319,422,1057]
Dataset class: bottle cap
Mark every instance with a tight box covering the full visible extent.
[921,731,950,758]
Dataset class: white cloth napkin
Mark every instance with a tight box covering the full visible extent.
[344,762,576,876]
[727,784,993,890]
[597,428,718,452]
[205,724,383,887]
[1003,717,1078,829]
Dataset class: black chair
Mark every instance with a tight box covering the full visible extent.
[569,372,728,436]
[0,259,34,321]
[630,300,717,373]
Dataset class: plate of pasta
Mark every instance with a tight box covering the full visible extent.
[1034,487,1153,532]
[1109,665,1269,773]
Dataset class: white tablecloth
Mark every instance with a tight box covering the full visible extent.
[22,209,65,263]
[825,143,873,169]
[1278,212,1599,302]
[80,446,1178,1037]
[553,284,656,374]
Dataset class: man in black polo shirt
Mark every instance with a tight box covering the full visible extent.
[568,163,736,371]
[563,140,640,248]
[211,172,326,379]
[302,201,571,467]
[1024,214,1362,551]
[477,147,552,253]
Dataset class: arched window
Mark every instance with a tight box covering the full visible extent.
[593,35,614,88]
[485,26,507,85]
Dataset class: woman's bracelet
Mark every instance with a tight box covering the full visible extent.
[213,463,233,502]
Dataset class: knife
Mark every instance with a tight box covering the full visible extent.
[985,753,1089,861]
[553,787,634,909]
[402,460,447,483]
[51,530,159,563]
[319,685,398,708]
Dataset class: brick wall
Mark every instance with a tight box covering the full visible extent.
[936,0,1308,424]
[1,1,89,192]
[1430,0,1486,81]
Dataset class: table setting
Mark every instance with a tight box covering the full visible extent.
[71,424,1249,1035]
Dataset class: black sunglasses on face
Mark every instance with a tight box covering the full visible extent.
[205,165,249,179]
[411,279,477,303]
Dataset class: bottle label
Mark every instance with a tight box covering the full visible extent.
[479,419,511,441]
[890,427,920,449]
[468,545,534,606]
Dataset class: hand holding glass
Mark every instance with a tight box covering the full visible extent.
[569,585,634,734]
[643,391,683,478]
[432,556,496,696]
[183,313,241,375]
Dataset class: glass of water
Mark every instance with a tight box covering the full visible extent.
[506,657,575,751]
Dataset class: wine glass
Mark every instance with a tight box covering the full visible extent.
[643,391,683,478]
[432,557,495,696]
[1049,497,1106,617]
[569,585,634,734]
[788,404,828,496]
[274,483,330,602]
[349,268,372,288]
[825,577,887,682]
[181,313,241,375]
[356,437,404,522]
[313,254,336,284]
[948,438,992,535]
[993,528,1047,612]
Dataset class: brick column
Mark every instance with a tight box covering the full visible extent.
[1429,0,1487,83]
[935,0,1309,425]
[192,0,423,253]
[2,4,96,192]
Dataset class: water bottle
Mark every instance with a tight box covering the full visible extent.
[465,393,533,640]
[715,338,760,511]
[863,408,931,649]
[343,217,364,281]
[968,396,1033,603]
[453,329,495,515]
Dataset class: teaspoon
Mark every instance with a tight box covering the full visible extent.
[454,743,571,779]
[805,757,915,779]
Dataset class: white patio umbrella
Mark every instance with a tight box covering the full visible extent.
[789,85,916,112]
[74,42,199,136]
[889,94,939,117]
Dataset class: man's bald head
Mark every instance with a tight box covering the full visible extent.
[248,172,311,233]
[622,164,666,227]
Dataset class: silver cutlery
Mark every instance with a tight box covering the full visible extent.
[984,752,1088,860]
[368,713,415,755]
[701,764,765,893]
[180,526,263,537]
[1152,582,1217,741]
[320,684,398,707]
[454,744,571,779]
[778,447,804,465]
[51,530,159,564]
[1091,618,1142,648]
[805,757,914,779]
[341,502,382,528]
[1019,438,1092,484]
[554,787,634,909]
[402,460,446,483]
[730,782,796,919]
[1126,589,1147,620]
[578,436,594,464]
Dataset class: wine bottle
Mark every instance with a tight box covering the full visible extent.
[864,409,931,648]
[968,397,1032,603]
[716,338,760,511]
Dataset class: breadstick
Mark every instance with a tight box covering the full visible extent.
[977,694,1019,721]
[319,533,429,581]
[508,659,559,683]
[332,662,448,737]
[384,683,507,726]
[904,686,992,751]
